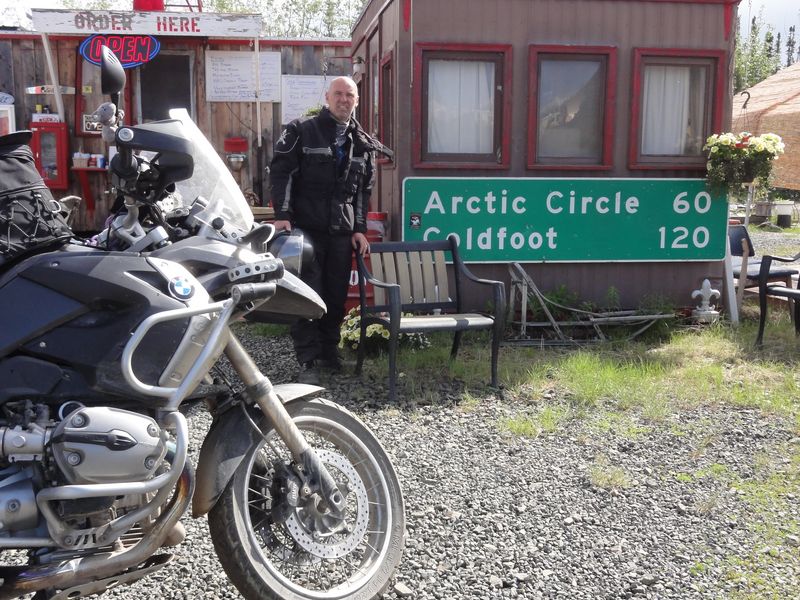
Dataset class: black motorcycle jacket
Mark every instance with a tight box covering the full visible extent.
[269,107,374,235]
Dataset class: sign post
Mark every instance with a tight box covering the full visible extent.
[403,178,728,263]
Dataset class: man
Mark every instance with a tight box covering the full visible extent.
[269,76,374,384]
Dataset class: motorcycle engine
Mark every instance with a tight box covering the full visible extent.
[50,407,167,485]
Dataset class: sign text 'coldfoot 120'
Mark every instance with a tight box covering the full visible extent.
[402,178,728,263]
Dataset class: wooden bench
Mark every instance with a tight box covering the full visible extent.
[756,251,800,345]
[354,235,505,401]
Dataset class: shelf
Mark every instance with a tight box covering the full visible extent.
[71,166,108,172]
[70,166,108,213]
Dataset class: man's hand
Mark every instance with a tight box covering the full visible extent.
[273,220,292,232]
[352,232,369,256]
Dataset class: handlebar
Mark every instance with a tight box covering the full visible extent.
[111,145,138,179]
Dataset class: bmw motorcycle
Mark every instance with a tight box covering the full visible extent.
[0,47,404,599]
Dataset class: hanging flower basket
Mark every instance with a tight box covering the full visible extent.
[703,132,785,194]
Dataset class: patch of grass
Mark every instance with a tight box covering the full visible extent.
[537,405,570,433]
[588,455,632,490]
[500,415,540,438]
[689,560,709,576]
[458,391,480,413]
[695,462,732,481]
[588,412,652,439]
[674,472,694,483]
[719,548,800,599]
[500,405,571,438]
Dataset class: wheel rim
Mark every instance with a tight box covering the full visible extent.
[241,414,394,599]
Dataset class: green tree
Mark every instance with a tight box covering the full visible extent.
[734,13,780,91]
[205,0,366,38]
[787,26,796,67]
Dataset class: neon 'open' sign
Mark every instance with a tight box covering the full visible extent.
[79,34,161,69]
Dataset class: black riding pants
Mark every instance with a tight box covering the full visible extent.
[290,230,353,365]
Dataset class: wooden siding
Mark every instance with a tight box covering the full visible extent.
[351,0,736,309]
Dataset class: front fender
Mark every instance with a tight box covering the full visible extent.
[191,383,323,517]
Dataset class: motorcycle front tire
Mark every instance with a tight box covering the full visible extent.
[208,398,405,600]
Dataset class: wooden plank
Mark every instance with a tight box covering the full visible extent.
[0,42,14,98]
[407,250,424,303]
[433,250,449,302]
[372,252,386,305]
[394,251,412,304]
[420,250,436,302]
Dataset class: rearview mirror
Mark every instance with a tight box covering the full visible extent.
[100,46,125,106]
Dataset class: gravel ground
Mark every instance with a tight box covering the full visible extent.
[93,329,800,600]
[746,227,800,266]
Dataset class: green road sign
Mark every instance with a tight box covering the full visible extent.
[402,178,728,263]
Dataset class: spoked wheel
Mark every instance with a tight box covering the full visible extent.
[208,398,405,600]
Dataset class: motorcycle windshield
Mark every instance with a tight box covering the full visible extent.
[168,108,254,232]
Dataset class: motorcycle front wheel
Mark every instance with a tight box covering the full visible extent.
[208,398,405,600]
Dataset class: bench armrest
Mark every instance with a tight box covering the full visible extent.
[450,237,506,319]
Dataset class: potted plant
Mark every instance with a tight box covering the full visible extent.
[339,306,431,356]
[703,132,785,194]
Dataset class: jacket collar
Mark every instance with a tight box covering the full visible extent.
[319,106,354,132]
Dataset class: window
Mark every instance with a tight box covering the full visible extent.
[629,49,724,169]
[528,46,616,169]
[379,51,394,159]
[0,105,14,136]
[372,55,380,136]
[414,43,511,168]
[137,52,193,122]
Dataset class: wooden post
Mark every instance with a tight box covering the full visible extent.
[724,226,739,324]
[743,182,755,227]
[40,33,65,121]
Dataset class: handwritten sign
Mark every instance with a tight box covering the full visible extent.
[280,75,330,124]
[205,51,281,102]
[31,9,261,38]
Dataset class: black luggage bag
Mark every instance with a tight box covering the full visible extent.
[0,130,72,268]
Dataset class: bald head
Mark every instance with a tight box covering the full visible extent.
[325,76,359,123]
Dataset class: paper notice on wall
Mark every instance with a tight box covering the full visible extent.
[205,50,281,102]
[280,75,330,124]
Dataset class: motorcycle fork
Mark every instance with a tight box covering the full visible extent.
[224,333,346,514]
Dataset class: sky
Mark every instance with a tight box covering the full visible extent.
[740,0,800,40]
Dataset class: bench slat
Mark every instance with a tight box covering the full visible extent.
[395,252,413,304]
[421,251,437,302]
[433,250,450,301]
[407,251,425,303]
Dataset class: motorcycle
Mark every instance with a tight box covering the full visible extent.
[0,47,404,599]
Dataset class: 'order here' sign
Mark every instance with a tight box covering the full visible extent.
[402,178,728,263]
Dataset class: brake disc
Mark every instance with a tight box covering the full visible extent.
[283,449,370,559]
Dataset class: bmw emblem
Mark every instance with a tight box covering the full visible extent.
[168,276,195,300]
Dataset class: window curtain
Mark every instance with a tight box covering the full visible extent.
[641,65,706,156]
[427,59,494,154]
